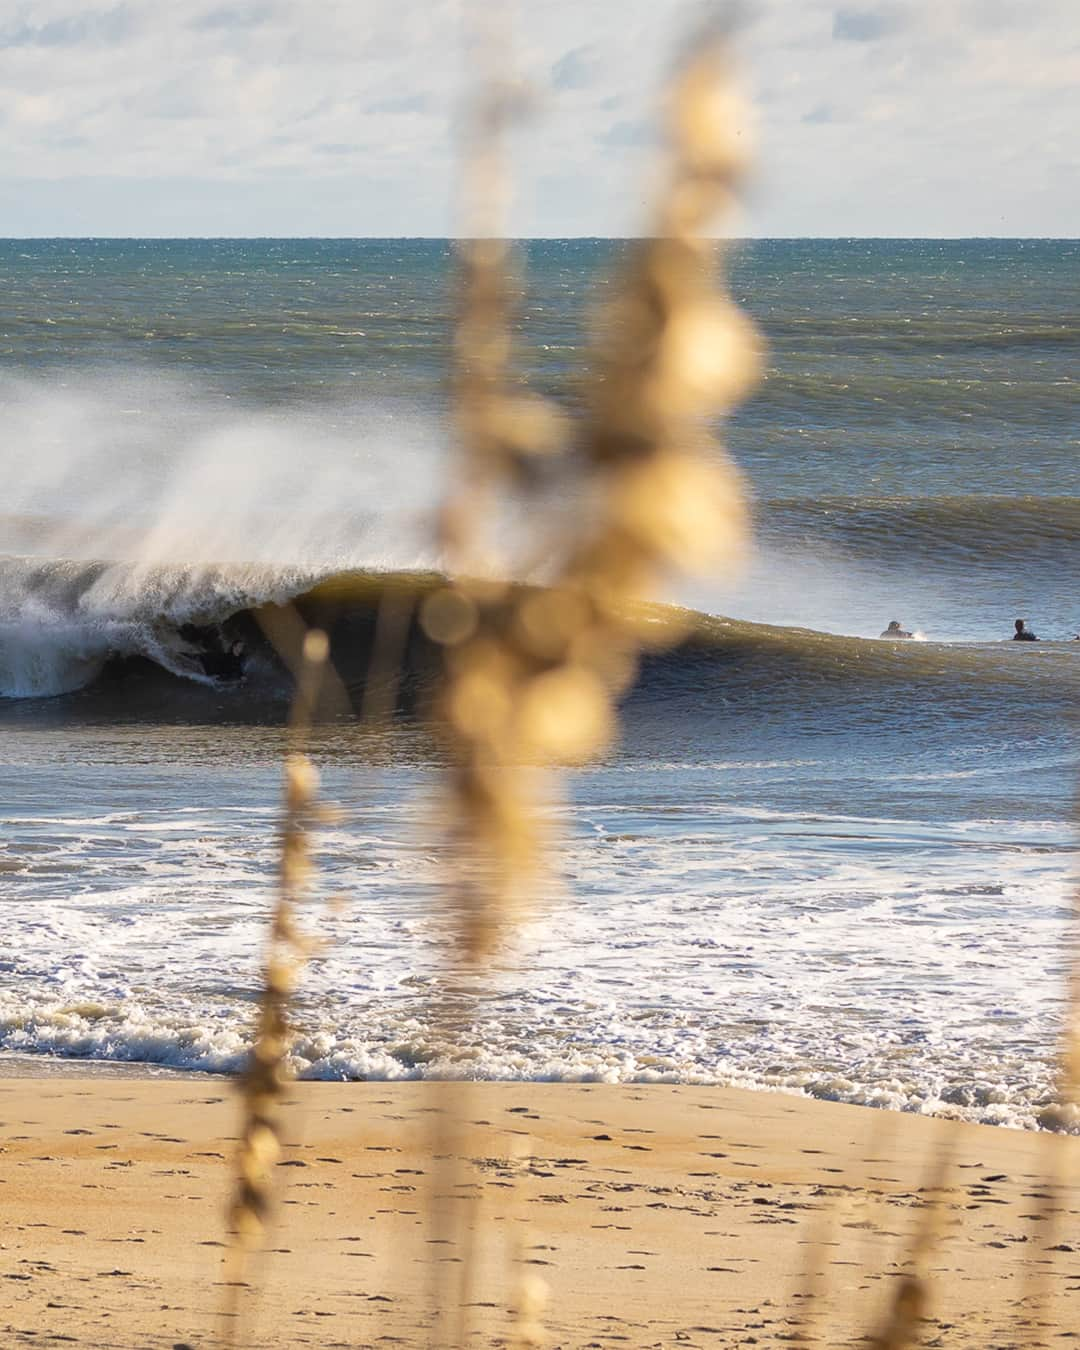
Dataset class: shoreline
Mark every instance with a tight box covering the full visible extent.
[2,1077,1079,1347]
[0,1052,220,1080]
[0,1052,1071,1133]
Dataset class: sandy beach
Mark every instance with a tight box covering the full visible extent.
[2,1076,1078,1348]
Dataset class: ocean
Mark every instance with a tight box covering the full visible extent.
[1,238,1078,1129]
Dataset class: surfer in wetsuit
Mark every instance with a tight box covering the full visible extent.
[178,624,248,681]
[201,639,247,682]
[880,620,914,639]
[1013,618,1038,642]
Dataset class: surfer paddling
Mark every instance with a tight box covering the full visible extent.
[879,620,914,639]
[1012,618,1038,642]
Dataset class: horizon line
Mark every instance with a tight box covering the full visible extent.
[1,234,1077,243]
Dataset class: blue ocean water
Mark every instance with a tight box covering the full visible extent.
[0,238,1077,1127]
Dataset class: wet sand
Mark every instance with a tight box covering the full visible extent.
[1,1077,1078,1348]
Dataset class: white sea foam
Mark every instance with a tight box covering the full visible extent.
[0,766,1074,1131]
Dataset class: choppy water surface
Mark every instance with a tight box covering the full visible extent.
[1,238,1077,1128]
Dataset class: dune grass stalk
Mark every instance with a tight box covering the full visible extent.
[224,624,329,1343]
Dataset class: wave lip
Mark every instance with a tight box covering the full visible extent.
[0,554,326,700]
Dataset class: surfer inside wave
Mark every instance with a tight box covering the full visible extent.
[3,371,1079,710]
[1,558,1077,730]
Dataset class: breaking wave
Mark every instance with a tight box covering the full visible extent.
[2,557,1077,714]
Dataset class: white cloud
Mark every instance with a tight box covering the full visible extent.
[0,0,1075,235]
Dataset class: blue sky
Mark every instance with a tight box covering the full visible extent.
[0,0,1076,236]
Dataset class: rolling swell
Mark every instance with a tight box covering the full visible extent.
[757,495,1080,568]
[759,314,1080,355]
[2,557,1076,721]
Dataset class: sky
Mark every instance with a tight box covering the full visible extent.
[0,0,1077,237]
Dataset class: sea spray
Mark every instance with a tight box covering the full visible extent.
[0,371,445,570]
